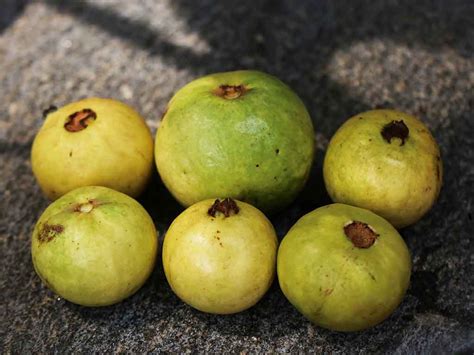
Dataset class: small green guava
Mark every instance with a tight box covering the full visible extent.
[323,109,442,228]
[31,97,154,200]
[31,186,158,307]
[162,198,278,314]
[155,70,315,213]
[277,203,411,332]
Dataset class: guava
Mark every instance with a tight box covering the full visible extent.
[155,70,315,213]
[277,203,411,332]
[323,109,442,228]
[31,186,158,307]
[162,198,278,314]
[31,97,154,200]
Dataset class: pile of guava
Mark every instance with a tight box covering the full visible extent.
[29,70,442,331]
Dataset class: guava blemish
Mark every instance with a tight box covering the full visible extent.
[381,120,409,146]
[344,221,379,248]
[275,149,280,154]
[38,223,64,243]
[42,105,58,118]
[214,84,248,100]
[323,288,334,296]
[73,199,100,213]
[64,108,97,132]
[208,198,240,217]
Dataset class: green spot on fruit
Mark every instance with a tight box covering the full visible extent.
[38,223,64,243]
[207,198,240,218]
[343,221,379,249]
[214,84,248,100]
[381,120,409,145]
[64,108,97,132]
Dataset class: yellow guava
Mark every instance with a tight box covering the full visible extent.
[277,203,411,331]
[31,97,154,200]
[323,109,442,228]
[31,186,158,306]
[162,198,278,314]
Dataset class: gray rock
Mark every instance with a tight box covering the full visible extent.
[1,0,473,353]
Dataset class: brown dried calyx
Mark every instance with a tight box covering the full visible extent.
[344,221,379,248]
[64,108,97,132]
[381,120,409,146]
[208,198,240,217]
[214,84,248,99]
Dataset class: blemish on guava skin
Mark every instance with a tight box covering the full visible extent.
[42,105,57,118]
[256,164,260,168]
[213,84,248,100]
[381,120,409,146]
[73,199,100,213]
[64,108,97,132]
[38,223,64,243]
[207,198,240,217]
[368,272,377,281]
[323,288,333,296]
[69,151,72,157]
[275,149,280,155]
[344,221,379,249]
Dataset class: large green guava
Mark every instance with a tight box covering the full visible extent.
[277,203,411,332]
[323,109,442,228]
[31,186,158,307]
[31,97,154,200]
[155,70,315,213]
[162,198,278,314]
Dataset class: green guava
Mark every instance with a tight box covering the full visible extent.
[323,109,442,228]
[31,186,158,307]
[155,70,315,213]
[277,203,411,332]
[31,97,154,200]
[162,198,278,314]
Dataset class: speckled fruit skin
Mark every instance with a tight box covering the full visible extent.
[31,97,154,200]
[155,70,315,213]
[31,186,158,307]
[162,199,278,314]
[277,203,411,332]
[323,109,442,228]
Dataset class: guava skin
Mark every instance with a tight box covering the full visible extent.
[31,186,158,307]
[155,70,315,213]
[31,97,154,200]
[277,203,411,332]
[162,198,278,314]
[323,109,442,228]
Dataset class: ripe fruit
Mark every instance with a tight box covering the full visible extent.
[162,198,278,314]
[277,203,411,332]
[31,186,158,307]
[155,70,315,213]
[323,109,442,228]
[31,98,154,200]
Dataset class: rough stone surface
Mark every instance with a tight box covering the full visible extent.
[1,0,473,353]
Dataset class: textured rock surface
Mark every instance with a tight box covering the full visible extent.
[1,0,473,353]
